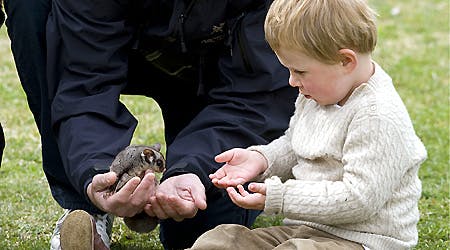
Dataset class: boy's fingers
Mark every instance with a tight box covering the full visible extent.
[237,185,249,196]
[226,187,240,204]
[209,168,226,180]
[249,182,266,195]
[214,150,231,163]
[231,178,246,186]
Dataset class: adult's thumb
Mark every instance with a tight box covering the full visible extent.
[92,172,117,191]
[194,194,207,210]
[190,185,207,210]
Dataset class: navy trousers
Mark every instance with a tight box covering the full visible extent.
[5,0,98,212]
[0,123,4,167]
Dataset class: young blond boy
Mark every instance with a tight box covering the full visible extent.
[189,0,427,249]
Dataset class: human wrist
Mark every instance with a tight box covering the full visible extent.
[86,182,101,211]
[86,183,94,204]
[252,150,269,174]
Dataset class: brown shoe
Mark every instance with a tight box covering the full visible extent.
[51,209,113,250]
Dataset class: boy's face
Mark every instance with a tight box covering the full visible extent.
[276,48,356,106]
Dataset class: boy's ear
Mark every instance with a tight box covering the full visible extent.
[338,49,357,71]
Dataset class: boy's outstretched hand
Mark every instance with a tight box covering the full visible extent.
[210,148,268,188]
[226,183,266,210]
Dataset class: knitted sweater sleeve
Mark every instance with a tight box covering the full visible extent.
[264,112,427,224]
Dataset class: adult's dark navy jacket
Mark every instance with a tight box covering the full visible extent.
[46,0,297,208]
[0,3,4,168]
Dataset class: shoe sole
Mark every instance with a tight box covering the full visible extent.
[60,210,94,250]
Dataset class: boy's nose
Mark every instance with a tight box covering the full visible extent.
[289,75,302,89]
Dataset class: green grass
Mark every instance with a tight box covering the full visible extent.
[0,1,448,249]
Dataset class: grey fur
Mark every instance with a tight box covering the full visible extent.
[109,144,166,233]
[109,144,165,192]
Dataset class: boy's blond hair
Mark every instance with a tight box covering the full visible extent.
[265,0,377,64]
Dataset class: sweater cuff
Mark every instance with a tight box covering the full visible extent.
[264,176,284,215]
[247,145,273,182]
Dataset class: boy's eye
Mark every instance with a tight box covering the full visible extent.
[293,69,306,75]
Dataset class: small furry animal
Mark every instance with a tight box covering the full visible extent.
[109,144,166,233]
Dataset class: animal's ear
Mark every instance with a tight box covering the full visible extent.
[152,143,161,151]
[143,148,155,157]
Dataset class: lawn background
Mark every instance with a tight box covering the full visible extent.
[0,0,448,249]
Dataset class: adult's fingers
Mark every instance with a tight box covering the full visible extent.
[155,192,188,221]
[131,173,156,201]
[149,195,170,219]
[143,204,155,217]
[113,176,140,201]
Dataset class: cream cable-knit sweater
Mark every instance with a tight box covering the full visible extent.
[249,62,427,250]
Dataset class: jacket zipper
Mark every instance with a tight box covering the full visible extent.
[178,0,197,53]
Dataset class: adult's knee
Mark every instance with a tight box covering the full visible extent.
[4,0,50,30]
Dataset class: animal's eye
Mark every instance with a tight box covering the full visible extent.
[156,159,163,167]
